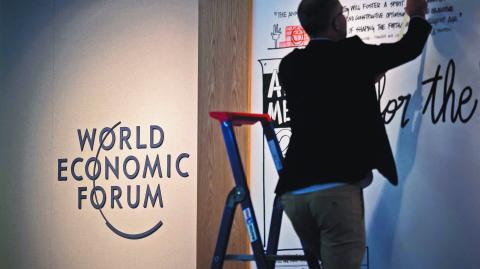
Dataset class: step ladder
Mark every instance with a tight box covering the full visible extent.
[209,111,321,269]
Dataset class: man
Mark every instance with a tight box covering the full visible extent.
[277,0,431,268]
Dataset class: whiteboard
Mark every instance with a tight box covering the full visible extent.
[251,1,480,268]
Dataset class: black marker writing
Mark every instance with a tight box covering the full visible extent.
[376,75,412,127]
[377,59,478,126]
[422,59,478,123]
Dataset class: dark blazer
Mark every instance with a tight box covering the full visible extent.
[275,17,432,195]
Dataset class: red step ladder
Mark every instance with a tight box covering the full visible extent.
[209,111,321,269]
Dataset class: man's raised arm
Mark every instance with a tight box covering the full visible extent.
[360,0,432,75]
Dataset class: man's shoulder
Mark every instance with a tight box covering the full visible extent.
[339,35,365,48]
[280,48,301,69]
[282,48,302,61]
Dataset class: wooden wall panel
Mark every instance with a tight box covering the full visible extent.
[198,0,251,268]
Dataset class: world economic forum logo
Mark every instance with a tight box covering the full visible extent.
[57,121,190,239]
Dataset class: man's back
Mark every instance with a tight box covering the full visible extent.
[278,1,431,267]
[276,18,432,194]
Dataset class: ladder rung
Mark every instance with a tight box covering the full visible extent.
[224,255,254,261]
[225,254,311,261]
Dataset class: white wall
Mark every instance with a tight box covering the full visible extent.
[0,1,197,268]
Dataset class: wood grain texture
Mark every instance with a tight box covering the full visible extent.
[198,0,252,269]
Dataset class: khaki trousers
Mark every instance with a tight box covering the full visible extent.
[281,184,365,269]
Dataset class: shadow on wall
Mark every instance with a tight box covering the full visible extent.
[368,1,480,268]
[367,49,427,269]
[0,1,95,267]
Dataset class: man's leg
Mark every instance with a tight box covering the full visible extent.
[281,193,322,259]
[312,185,366,269]
[282,184,365,268]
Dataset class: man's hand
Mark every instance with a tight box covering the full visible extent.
[405,0,428,18]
